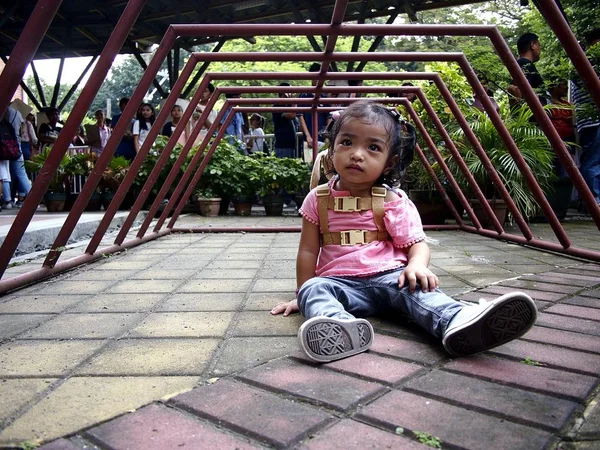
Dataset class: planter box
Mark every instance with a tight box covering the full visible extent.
[471,198,508,229]
[263,194,284,216]
[197,198,221,217]
[44,192,66,212]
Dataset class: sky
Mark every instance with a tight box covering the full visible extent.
[24,55,128,85]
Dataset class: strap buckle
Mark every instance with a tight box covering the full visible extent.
[333,196,360,212]
[340,230,367,245]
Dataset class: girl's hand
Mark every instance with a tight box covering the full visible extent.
[270,299,299,316]
[398,263,439,293]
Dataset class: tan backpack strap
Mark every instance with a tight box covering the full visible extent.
[326,230,390,246]
[316,184,333,245]
[327,196,371,212]
[371,186,387,238]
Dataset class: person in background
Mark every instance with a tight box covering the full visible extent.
[2,106,31,209]
[111,97,136,161]
[89,109,111,155]
[471,72,500,114]
[246,113,265,154]
[507,32,549,106]
[195,82,218,143]
[38,108,63,152]
[298,63,328,151]
[220,92,244,142]
[272,83,299,159]
[161,104,190,146]
[20,113,38,160]
[72,126,86,146]
[132,103,156,154]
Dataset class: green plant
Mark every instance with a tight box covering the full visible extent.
[446,104,557,219]
[134,135,184,199]
[194,187,220,199]
[24,148,70,193]
[521,357,545,366]
[413,431,442,449]
[252,153,311,197]
[101,156,130,193]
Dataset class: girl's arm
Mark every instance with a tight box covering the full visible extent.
[398,241,439,293]
[132,120,140,153]
[271,218,320,316]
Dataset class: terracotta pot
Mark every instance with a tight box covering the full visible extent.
[409,189,451,225]
[263,194,284,216]
[197,198,221,217]
[44,192,66,212]
[232,195,254,216]
[470,198,508,229]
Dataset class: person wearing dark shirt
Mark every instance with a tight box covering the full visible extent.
[111,97,136,161]
[38,108,63,152]
[272,83,299,159]
[508,33,549,106]
[298,63,328,150]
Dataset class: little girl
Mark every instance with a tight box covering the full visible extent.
[246,113,266,154]
[133,103,156,154]
[271,100,537,363]
[161,104,190,146]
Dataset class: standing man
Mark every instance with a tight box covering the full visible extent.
[571,29,600,208]
[220,92,244,142]
[298,63,328,151]
[508,33,549,105]
[111,98,136,161]
[272,83,299,158]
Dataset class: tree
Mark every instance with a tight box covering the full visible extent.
[24,76,81,113]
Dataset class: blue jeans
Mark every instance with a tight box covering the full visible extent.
[274,147,295,158]
[9,154,32,198]
[21,142,31,160]
[297,268,463,339]
[579,124,600,203]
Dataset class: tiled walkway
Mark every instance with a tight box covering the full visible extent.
[0,214,598,449]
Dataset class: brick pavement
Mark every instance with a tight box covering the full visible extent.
[0,216,598,449]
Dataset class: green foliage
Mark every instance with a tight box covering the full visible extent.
[446,104,557,219]
[413,431,442,448]
[252,153,311,197]
[24,148,70,193]
[133,135,185,198]
[521,356,545,366]
[101,156,131,192]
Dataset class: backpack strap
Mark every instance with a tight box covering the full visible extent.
[371,186,387,240]
[316,183,333,245]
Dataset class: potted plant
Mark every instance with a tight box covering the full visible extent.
[100,156,130,210]
[25,148,69,212]
[63,151,97,211]
[193,187,221,217]
[447,105,557,227]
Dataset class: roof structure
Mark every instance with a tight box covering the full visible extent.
[0,0,486,60]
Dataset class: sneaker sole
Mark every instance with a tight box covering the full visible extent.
[443,292,537,357]
[298,317,374,363]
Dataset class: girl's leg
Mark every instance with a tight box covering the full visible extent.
[9,156,31,198]
[297,276,378,320]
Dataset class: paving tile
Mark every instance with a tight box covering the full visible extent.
[66,269,138,281]
[528,272,600,287]
[159,293,245,311]
[356,390,552,450]
[94,260,157,270]
[85,404,259,450]
[22,313,142,339]
[536,312,600,336]
[479,285,566,302]
[252,278,296,293]
[564,296,600,309]
[238,358,385,412]
[67,293,166,313]
[0,378,56,422]
[0,377,198,445]
[76,339,219,376]
[211,336,298,376]
[544,304,600,322]
[244,292,295,310]
[27,280,114,295]
[581,289,600,299]
[177,279,252,293]
[0,314,53,339]
[368,317,437,343]
[444,355,597,401]
[489,339,600,376]
[229,311,303,337]
[0,340,104,377]
[499,279,581,294]
[318,352,425,386]
[205,260,262,269]
[172,378,334,447]
[0,295,90,314]
[38,438,80,449]
[406,370,578,431]
[128,269,198,279]
[129,312,234,337]
[370,334,447,365]
[194,269,259,279]
[298,418,425,449]
[106,279,182,294]
[523,326,600,354]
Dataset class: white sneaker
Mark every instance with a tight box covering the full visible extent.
[298,316,374,363]
[2,202,12,210]
[442,292,537,357]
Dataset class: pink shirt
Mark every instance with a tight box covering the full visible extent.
[299,180,426,278]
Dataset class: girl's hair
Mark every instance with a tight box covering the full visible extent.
[136,103,156,130]
[171,104,183,113]
[249,113,265,128]
[323,100,416,186]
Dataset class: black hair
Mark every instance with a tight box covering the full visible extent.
[324,100,416,186]
[250,113,265,128]
[585,28,600,46]
[136,103,156,130]
[279,82,291,87]
[517,33,539,54]
[45,107,59,117]
[348,80,363,86]
[207,82,215,93]
[308,63,321,72]
[119,97,129,105]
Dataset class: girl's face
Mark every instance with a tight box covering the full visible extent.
[250,118,260,128]
[141,105,153,119]
[95,111,105,122]
[331,118,393,191]
[171,106,183,119]
[202,88,212,102]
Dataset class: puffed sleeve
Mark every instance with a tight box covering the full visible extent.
[384,193,426,248]
[298,188,320,226]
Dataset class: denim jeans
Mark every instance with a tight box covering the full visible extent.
[579,124,600,203]
[297,268,463,339]
[274,147,296,158]
[9,154,32,198]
